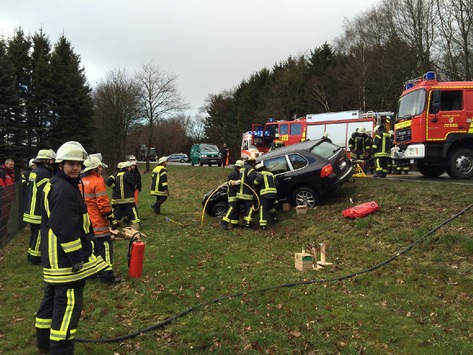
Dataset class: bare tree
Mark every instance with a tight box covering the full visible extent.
[93,67,141,171]
[136,62,188,171]
[187,113,206,142]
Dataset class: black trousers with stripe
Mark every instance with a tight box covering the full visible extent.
[35,280,85,354]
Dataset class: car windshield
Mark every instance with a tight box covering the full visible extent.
[201,144,218,152]
[310,141,341,158]
[396,89,426,121]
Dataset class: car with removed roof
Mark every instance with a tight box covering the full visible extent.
[202,139,353,216]
[166,153,189,163]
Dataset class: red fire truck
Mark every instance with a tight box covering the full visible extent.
[393,71,473,179]
[241,111,387,160]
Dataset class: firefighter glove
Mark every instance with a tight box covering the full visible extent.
[72,261,84,273]
[233,180,241,186]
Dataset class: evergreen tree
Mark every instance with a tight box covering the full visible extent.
[49,35,94,151]
[0,37,21,161]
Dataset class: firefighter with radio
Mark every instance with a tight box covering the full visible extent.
[35,141,107,355]
[253,162,278,230]
[220,160,243,230]
[23,149,56,265]
[150,156,169,214]
[82,155,121,285]
[371,125,392,178]
[237,155,257,228]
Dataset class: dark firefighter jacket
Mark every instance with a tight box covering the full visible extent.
[23,164,53,224]
[372,130,392,158]
[40,170,106,285]
[111,170,136,204]
[237,164,256,201]
[150,165,168,197]
[226,167,241,203]
[253,170,278,199]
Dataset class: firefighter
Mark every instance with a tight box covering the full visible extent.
[387,130,395,174]
[35,141,107,355]
[111,161,140,229]
[371,125,392,178]
[23,149,56,264]
[21,159,37,186]
[150,156,169,214]
[253,162,278,230]
[348,127,370,161]
[365,130,375,174]
[129,160,141,204]
[270,133,285,150]
[237,156,257,228]
[82,155,121,285]
[220,160,243,230]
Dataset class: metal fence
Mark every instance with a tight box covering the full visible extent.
[0,181,26,248]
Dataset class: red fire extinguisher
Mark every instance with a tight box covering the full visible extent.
[128,233,145,278]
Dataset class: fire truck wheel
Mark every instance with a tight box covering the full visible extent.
[446,147,473,179]
[416,160,445,178]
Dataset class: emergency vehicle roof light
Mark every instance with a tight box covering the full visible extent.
[268,118,275,122]
[405,82,413,90]
[424,71,436,80]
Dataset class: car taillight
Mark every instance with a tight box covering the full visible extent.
[320,163,334,178]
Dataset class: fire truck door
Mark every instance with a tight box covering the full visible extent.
[427,90,465,140]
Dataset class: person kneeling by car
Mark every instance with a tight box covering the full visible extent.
[220,160,243,230]
[253,162,279,230]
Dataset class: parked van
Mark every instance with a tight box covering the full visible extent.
[190,143,223,166]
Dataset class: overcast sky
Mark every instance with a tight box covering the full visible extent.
[0,0,380,116]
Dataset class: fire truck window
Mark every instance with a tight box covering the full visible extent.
[290,123,302,135]
[279,124,289,135]
[438,90,462,111]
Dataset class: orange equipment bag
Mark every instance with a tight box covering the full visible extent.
[342,201,380,219]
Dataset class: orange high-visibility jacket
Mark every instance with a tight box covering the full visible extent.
[82,171,112,238]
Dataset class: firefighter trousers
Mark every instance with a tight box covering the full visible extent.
[259,197,277,227]
[27,223,41,264]
[222,200,240,226]
[35,280,85,354]
[152,196,167,214]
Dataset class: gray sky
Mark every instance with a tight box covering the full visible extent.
[0,0,380,116]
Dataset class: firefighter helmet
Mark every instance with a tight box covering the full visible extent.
[358,127,366,134]
[275,133,280,138]
[234,160,244,168]
[28,159,35,168]
[55,141,88,163]
[82,156,102,173]
[158,156,168,164]
[34,149,56,163]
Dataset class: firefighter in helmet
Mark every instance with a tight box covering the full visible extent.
[270,133,285,150]
[23,149,56,264]
[237,155,257,228]
[150,156,169,214]
[82,155,121,285]
[253,162,278,230]
[111,160,140,228]
[371,125,392,178]
[220,160,243,230]
[35,141,107,354]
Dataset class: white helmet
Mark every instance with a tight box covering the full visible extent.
[275,133,280,138]
[34,149,56,162]
[82,156,102,173]
[55,141,88,163]
[358,127,366,134]
[158,156,168,165]
[89,153,108,169]
[234,160,244,168]
[28,158,35,168]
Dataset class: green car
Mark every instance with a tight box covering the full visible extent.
[190,143,223,167]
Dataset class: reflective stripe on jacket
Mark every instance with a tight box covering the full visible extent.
[150,165,168,196]
[23,165,52,224]
[40,171,106,284]
[254,171,278,199]
[111,170,136,204]
[372,131,392,158]
[236,165,256,200]
[82,171,113,238]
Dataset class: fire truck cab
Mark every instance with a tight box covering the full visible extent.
[394,71,473,179]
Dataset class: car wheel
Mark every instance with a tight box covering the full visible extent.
[180,159,185,163]
[199,160,203,166]
[416,160,444,178]
[293,187,320,208]
[212,202,228,218]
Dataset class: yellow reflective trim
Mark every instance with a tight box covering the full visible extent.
[35,317,52,328]
[59,288,74,336]
[61,238,82,253]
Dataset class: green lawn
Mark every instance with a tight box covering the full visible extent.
[1,164,473,354]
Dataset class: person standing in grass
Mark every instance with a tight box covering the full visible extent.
[35,141,107,354]
[220,160,243,230]
[150,156,169,214]
[253,162,278,230]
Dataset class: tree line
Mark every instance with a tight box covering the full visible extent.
[1,0,472,169]
[201,0,473,161]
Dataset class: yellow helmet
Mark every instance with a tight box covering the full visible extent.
[55,141,88,163]
[34,149,56,162]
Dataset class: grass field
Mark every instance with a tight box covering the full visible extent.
[1,164,473,354]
